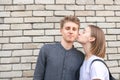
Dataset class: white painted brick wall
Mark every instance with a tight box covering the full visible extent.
[97,23,115,28]
[76,0,94,4]
[0,6,4,11]
[105,35,116,41]
[26,5,44,10]
[96,11,114,16]
[105,5,120,10]
[46,17,63,22]
[12,64,31,70]
[35,0,54,4]
[11,11,32,17]
[21,57,37,63]
[75,11,95,16]
[11,24,32,29]
[33,36,54,42]
[24,30,44,36]
[0,38,9,43]
[0,18,4,23]
[33,11,53,16]
[107,29,120,34]
[56,0,75,4]
[2,44,22,50]
[23,43,43,49]
[55,11,74,16]
[96,0,113,4]
[0,0,12,4]
[0,71,22,78]
[12,78,33,80]
[23,70,34,77]
[33,23,54,29]
[115,0,120,4]
[3,30,22,36]
[10,37,32,43]
[4,18,23,23]
[0,65,12,71]
[66,5,84,10]
[0,12,10,17]
[0,51,12,57]
[46,5,64,10]
[24,17,45,23]
[86,17,105,22]
[1,57,20,63]
[12,50,32,56]
[45,30,60,35]
[5,5,25,11]
[0,24,10,30]
[13,0,34,4]
[86,5,104,10]
[0,0,120,80]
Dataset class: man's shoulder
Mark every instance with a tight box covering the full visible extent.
[40,42,60,54]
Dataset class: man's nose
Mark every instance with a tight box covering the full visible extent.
[69,29,73,33]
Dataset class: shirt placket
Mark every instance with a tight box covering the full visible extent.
[62,50,69,80]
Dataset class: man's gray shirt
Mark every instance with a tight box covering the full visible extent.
[34,42,84,80]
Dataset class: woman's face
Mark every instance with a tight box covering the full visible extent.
[77,27,92,44]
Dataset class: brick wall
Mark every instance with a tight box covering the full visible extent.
[0,0,120,80]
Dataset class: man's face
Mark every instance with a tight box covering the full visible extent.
[60,21,79,43]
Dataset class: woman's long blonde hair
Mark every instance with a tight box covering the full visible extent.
[89,25,106,58]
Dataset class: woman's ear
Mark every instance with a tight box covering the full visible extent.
[89,37,95,42]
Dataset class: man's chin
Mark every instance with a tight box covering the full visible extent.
[66,40,75,43]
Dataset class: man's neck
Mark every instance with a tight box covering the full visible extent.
[61,40,73,50]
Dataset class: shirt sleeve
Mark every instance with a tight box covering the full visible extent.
[33,45,47,80]
[90,61,109,80]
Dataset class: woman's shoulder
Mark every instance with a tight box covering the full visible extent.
[85,55,105,70]
[90,56,108,72]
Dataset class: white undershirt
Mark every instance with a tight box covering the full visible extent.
[79,55,109,80]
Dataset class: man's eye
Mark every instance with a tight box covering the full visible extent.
[73,28,77,31]
[65,27,70,30]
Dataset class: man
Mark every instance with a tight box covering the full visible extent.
[33,15,84,80]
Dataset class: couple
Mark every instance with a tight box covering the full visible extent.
[34,15,109,80]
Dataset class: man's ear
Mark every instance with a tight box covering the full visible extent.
[89,37,95,42]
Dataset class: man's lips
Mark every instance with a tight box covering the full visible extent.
[67,35,74,38]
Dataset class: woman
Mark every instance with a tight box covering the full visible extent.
[77,25,109,80]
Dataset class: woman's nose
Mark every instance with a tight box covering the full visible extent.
[79,32,82,35]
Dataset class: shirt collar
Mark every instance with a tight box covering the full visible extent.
[57,42,75,52]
